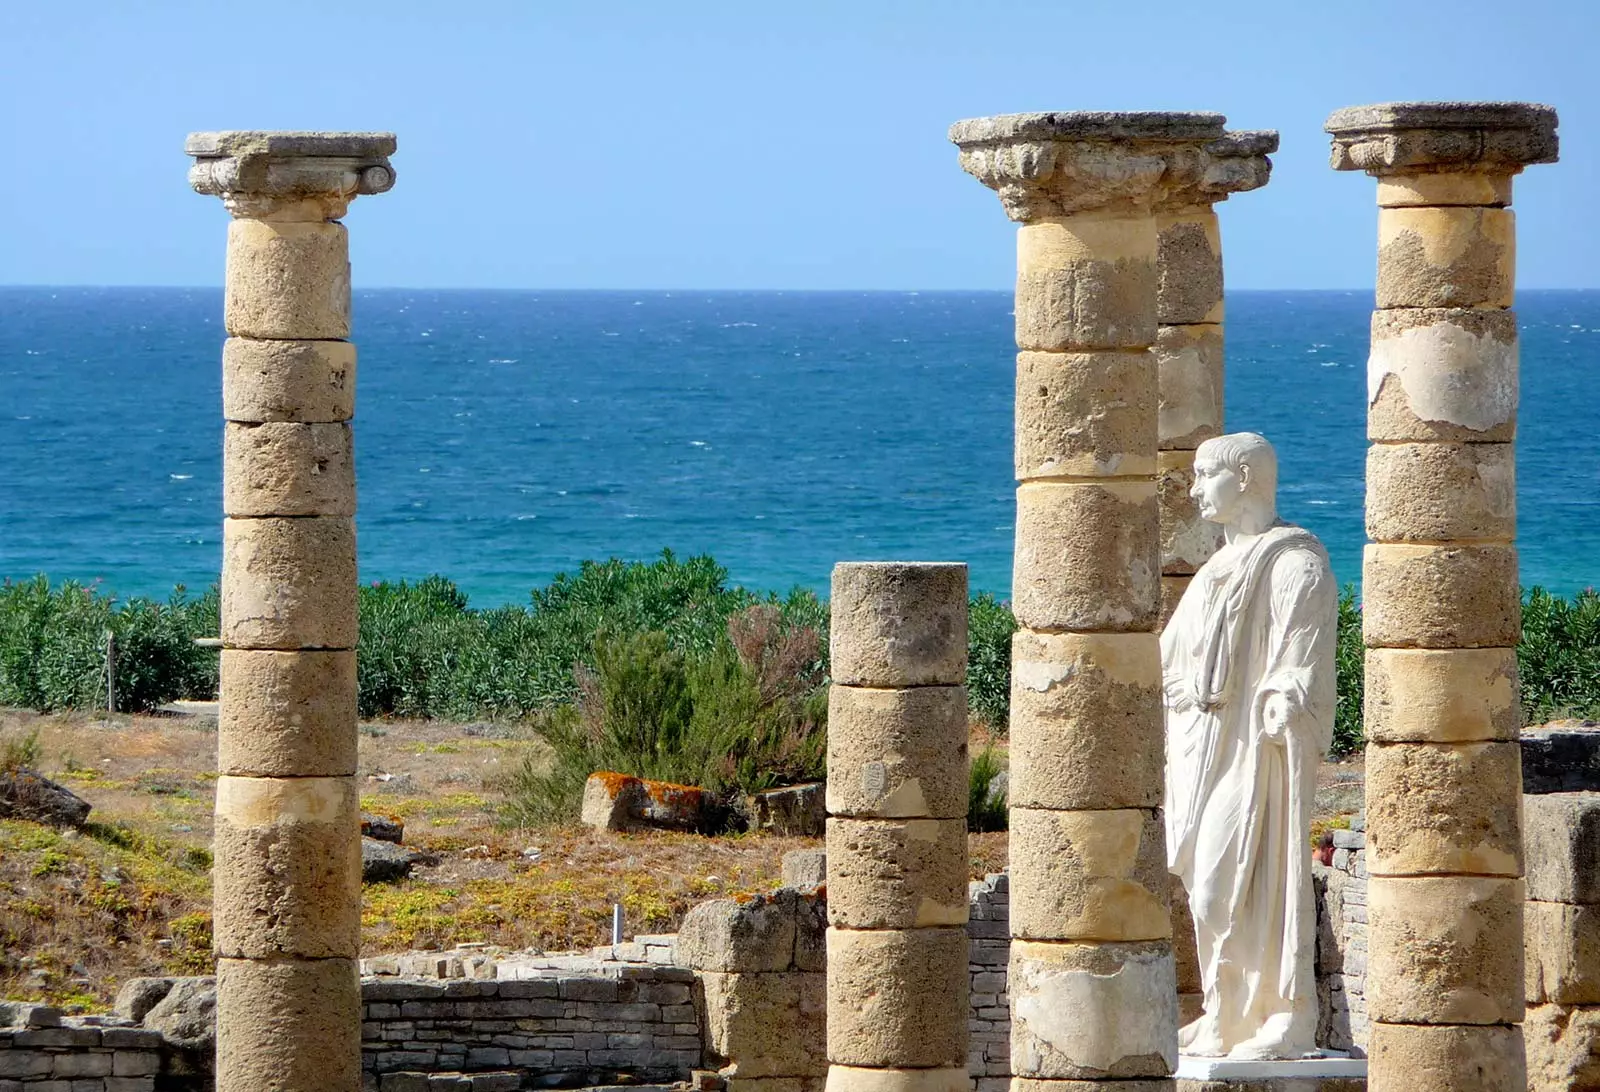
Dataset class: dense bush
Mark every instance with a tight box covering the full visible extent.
[0,577,217,713]
[968,745,1008,832]
[967,593,1017,731]
[1520,587,1600,725]
[502,606,829,825]
[1331,587,1364,758]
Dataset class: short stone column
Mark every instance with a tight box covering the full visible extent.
[952,111,1237,1090]
[1154,130,1276,625]
[1327,102,1557,1092]
[826,562,970,1092]
[187,131,396,1092]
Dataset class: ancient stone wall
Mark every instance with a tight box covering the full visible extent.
[1314,821,1371,1055]
[0,1007,164,1092]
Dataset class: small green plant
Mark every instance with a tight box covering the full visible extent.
[967,594,1017,732]
[1521,587,1600,725]
[968,746,1008,833]
[1331,586,1364,758]
[0,728,42,773]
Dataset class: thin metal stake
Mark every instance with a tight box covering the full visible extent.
[612,903,624,946]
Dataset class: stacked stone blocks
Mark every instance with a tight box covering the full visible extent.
[1520,726,1600,1090]
[676,888,828,1092]
[1313,820,1371,1055]
[187,130,396,1092]
[0,1006,163,1092]
[955,110,1259,1090]
[1153,129,1276,624]
[1327,101,1558,1092]
[826,562,971,1092]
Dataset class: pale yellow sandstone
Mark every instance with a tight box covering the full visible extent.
[1365,441,1514,544]
[1008,631,1162,811]
[1012,482,1158,633]
[1155,208,1223,325]
[824,1068,968,1092]
[702,971,826,1079]
[223,421,355,518]
[1363,647,1519,743]
[1015,351,1156,479]
[825,685,967,819]
[1527,900,1600,1005]
[1364,740,1522,876]
[216,957,361,1092]
[218,649,357,777]
[1362,543,1520,649]
[825,927,967,1069]
[221,517,357,650]
[824,817,968,930]
[1366,1022,1523,1092]
[1367,874,1524,1024]
[1376,171,1513,208]
[1009,808,1169,942]
[1008,939,1177,1079]
[222,337,355,423]
[1367,308,1518,443]
[1155,322,1223,451]
[1525,1002,1600,1092]
[830,563,967,688]
[1015,215,1158,351]
[225,219,351,339]
[1376,206,1515,309]
[213,775,360,959]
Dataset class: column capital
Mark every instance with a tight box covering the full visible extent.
[949,111,1231,221]
[1325,101,1557,176]
[187,131,397,219]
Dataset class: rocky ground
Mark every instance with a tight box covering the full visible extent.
[0,705,1354,1012]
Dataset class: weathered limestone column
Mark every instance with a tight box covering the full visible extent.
[952,111,1234,1090]
[1326,102,1557,1092]
[187,131,396,1092]
[1154,131,1276,625]
[826,562,970,1092]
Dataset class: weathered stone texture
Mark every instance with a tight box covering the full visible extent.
[1366,1021,1524,1092]
[1008,939,1177,1079]
[1155,208,1223,325]
[1527,900,1600,1005]
[825,928,968,1069]
[1364,741,1521,876]
[1524,793,1600,904]
[825,1066,969,1092]
[224,219,351,339]
[1525,1002,1600,1092]
[825,685,967,819]
[829,564,967,688]
[1375,205,1514,309]
[223,421,355,517]
[825,818,967,930]
[1014,350,1155,478]
[213,776,361,959]
[1364,647,1519,744]
[1007,631,1162,811]
[223,337,355,423]
[1158,451,1222,575]
[218,650,358,776]
[1012,482,1158,633]
[1366,874,1523,1024]
[1014,217,1157,351]
[216,956,362,1091]
[1365,441,1514,544]
[1008,808,1169,942]
[220,516,357,650]
[702,972,825,1078]
[1155,323,1223,451]
[1361,543,1520,649]
[1366,307,1518,443]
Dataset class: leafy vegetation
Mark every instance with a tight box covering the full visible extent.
[1331,587,1364,758]
[968,745,1008,833]
[967,593,1017,732]
[1520,587,1600,726]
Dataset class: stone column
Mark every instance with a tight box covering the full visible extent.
[1154,131,1277,625]
[826,562,970,1092]
[187,131,396,1092]
[1326,102,1557,1092]
[952,111,1235,1090]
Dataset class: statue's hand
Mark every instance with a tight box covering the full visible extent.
[1260,692,1290,742]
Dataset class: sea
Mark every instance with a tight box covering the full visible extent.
[2,287,1598,605]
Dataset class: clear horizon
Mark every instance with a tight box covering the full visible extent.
[5,1,1597,291]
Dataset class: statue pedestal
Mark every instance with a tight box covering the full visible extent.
[1176,1052,1366,1091]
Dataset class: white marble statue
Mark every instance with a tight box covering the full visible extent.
[1161,432,1337,1060]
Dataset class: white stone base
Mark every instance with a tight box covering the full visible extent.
[1176,1052,1367,1080]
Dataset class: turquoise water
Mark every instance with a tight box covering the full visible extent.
[2,288,1597,604]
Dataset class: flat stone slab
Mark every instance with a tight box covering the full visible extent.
[949,110,1226,146]
[1522,723,1600,793]
[185,130,397,158]
[1176,1052,1367,1080]
[1325,101,1555,135]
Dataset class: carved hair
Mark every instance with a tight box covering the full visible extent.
[1195,431,1278,497]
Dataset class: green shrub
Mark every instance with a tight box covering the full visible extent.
[967,593,1017,731]
[1331,586,1364,758]
[1521,587,1600,724]
[501,606,828,826]
[0,728,42,773]
[968,745,1008,832]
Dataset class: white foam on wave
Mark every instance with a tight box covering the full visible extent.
[170,474,192,480]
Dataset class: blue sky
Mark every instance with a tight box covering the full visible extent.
[3,1,1596,289]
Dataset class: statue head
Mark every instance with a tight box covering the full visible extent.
[1192,432,1278,533]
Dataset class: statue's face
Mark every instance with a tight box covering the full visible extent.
[1191,453,1247,525]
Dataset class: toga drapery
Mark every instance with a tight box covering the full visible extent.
[1161,522,1337,1052]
